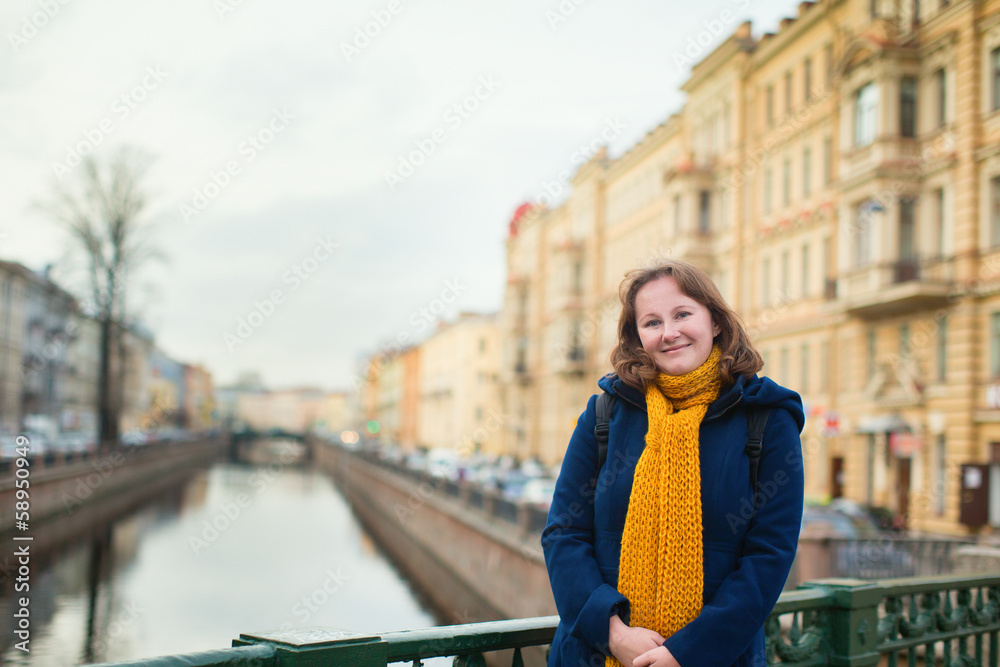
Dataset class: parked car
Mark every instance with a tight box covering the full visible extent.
[520,478,557,509]
[0,435,22,459]
[829,497,899,531]
[427,448,459,480]
[404,451,428,472]
[519,457,549,479]
[801,504,915,578]
[471,464,502,492]
[499,469,532,500]
[18,432,48,456]
[121,430,150,446]
[51,432,94,453]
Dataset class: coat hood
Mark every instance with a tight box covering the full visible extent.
[597,371,805,431]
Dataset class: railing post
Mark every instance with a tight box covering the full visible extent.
[798,578,882,666]
[236,628,388,666]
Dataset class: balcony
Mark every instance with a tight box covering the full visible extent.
[824,277,837,300]
[554,345,586,375]
[839,256,954,319]
[840,134,922,182]
[513,361,532,385]
[551,291,584,313]
[975,380,1000,422]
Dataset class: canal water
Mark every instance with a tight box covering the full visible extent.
[0,443,450,666]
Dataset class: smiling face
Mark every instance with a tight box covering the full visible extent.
[634,275,721,376]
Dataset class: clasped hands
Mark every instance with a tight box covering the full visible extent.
[608,613,681,667]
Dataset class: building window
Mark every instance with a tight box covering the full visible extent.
[854,202,874,267]
[785,70,793,114]
[823,136,833,185]
[780,250,791,299]
[870,0,879,18]
[673,194,682,234]
[762,258,771,307]
[826,43,834,90]
[781,250,790,299]
[900,76,917,137]
[936,68,947,128]
[899,198,916,262]
[801,343,809,394]
[934,188,945,255]
[992,177,1000,247]
[708,114,718,157]
[935,435,946,515]
[803,147,812,197]
[802,243,810,297]
[764,167,773,214]
[855,82,878,146]
[781,346,789,384]
[900,323,911,357]
[767,85,774,126]
[992,47,1000,112]
[822,236,831,282]
[937,315,947,382]
[992,312,1000,377]
[479,337,486,353]
[821,339,829,389]
[723,101,731,149]
[699,190,710,233]
[805,57,813,101]
[868,328,877,380]
[720,189,729,230]
[866,434,876,505]
[783,157,791,206]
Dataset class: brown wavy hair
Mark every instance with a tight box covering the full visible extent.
[609,259,763,390]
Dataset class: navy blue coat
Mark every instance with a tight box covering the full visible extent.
[542,372,804,667]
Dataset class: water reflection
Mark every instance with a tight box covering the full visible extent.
[0,446,447,665]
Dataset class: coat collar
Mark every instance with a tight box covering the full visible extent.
[600,372,752,420]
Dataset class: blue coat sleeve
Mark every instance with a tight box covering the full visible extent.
[663,407,804,667]
[542,394,629,656]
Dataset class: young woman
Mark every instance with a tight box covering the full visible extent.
[542,260,804,667]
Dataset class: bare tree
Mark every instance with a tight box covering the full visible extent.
[38,147,161,450]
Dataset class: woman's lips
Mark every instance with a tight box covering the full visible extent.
[663,344,690,354]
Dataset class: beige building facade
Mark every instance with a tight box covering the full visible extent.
[416,313,502,455]
[500,0,1000,536]
[362,313,502,455]
[236,387,325,433]
[0,262,30,435]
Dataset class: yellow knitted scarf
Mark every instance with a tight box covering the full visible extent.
[606,345,722,667]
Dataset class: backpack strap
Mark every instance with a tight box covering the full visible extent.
[590,393,771,510]
[745,407,771,518]
[592,391,617,488]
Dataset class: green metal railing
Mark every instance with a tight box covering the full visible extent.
[92,574,1000,666]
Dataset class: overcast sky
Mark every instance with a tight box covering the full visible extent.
[1,0,794,392]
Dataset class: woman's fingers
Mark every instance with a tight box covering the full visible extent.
[633,646,663,667]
